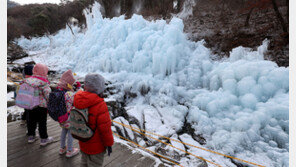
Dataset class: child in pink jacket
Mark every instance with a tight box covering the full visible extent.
[25,63,53,146]
[57,70,79,157]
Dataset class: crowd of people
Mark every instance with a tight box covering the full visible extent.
[15,63,114,167]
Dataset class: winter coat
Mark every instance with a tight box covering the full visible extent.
[59,91,75,129]
[73,90,114,155]
[25,76,51,108]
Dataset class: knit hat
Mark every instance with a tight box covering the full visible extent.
[84,73,105,95]
[24,64,34,76]
[58,70,76,90]
[33,63,48,77]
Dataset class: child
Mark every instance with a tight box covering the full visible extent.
[73,73,113,167]
[25,63,53,146]
[56,70,79,157]
[73,81,81,92]
[20,64,34,125]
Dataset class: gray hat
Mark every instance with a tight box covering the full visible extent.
[84,73,105,95]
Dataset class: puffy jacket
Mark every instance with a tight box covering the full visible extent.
[73,90,114,154]
[25,76,51,108]
[59,90,75,129]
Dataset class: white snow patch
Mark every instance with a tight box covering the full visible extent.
[7,92,15,101]
[7,106,24,121]
[114,116,135,140]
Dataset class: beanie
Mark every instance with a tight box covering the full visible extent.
[24,64,34,76]
[84,73,105,95]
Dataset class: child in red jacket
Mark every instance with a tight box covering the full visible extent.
[73,73,114,167]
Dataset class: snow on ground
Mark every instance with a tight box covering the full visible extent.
[7,106,24,121]
[113,134,166,167]
[7,83,24,121]
[7,91,15,101]
[16,2,289,166]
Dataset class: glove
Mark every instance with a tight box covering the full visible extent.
[107,146,112,156]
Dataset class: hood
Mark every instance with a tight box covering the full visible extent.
[74,90,104,109]
[58,69,75,90]
[33,63,48,77]
[25,77,48,87]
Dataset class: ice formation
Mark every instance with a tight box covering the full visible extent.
[17,2,289,166]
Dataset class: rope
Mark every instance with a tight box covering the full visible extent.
[113,133,183,167]
[112,120,265,167]
[113,120,221,167]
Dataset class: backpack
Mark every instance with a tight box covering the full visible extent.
[69,107,97,142]
[47,89,68,123]
[15,83,40,109]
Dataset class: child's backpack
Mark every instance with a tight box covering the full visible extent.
[69,108,97,142]
[47,89,68,123]
[15,83,40,109]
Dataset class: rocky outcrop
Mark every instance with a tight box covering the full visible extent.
[7,43,28,63]
[104,82,208,166]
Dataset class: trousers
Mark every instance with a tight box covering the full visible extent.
[27,107,48,139]
[60,128,73,151]
[80,151,105,167]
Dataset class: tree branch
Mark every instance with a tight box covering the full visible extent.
[271,0,287,33]
[66,22,75,35]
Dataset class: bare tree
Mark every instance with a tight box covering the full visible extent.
[244,7,254,27]
[271,0,287,33]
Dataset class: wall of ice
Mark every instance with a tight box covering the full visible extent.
[17,2,289,166]
[18,2,192,77]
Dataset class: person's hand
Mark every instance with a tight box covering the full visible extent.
[107,146,112,156]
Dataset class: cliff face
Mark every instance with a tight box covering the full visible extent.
[98,0,182,18]
[182,0,289,67]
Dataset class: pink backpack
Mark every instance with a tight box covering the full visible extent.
[15,82,40,109]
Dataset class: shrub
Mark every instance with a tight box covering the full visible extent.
[7,0,94,42]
